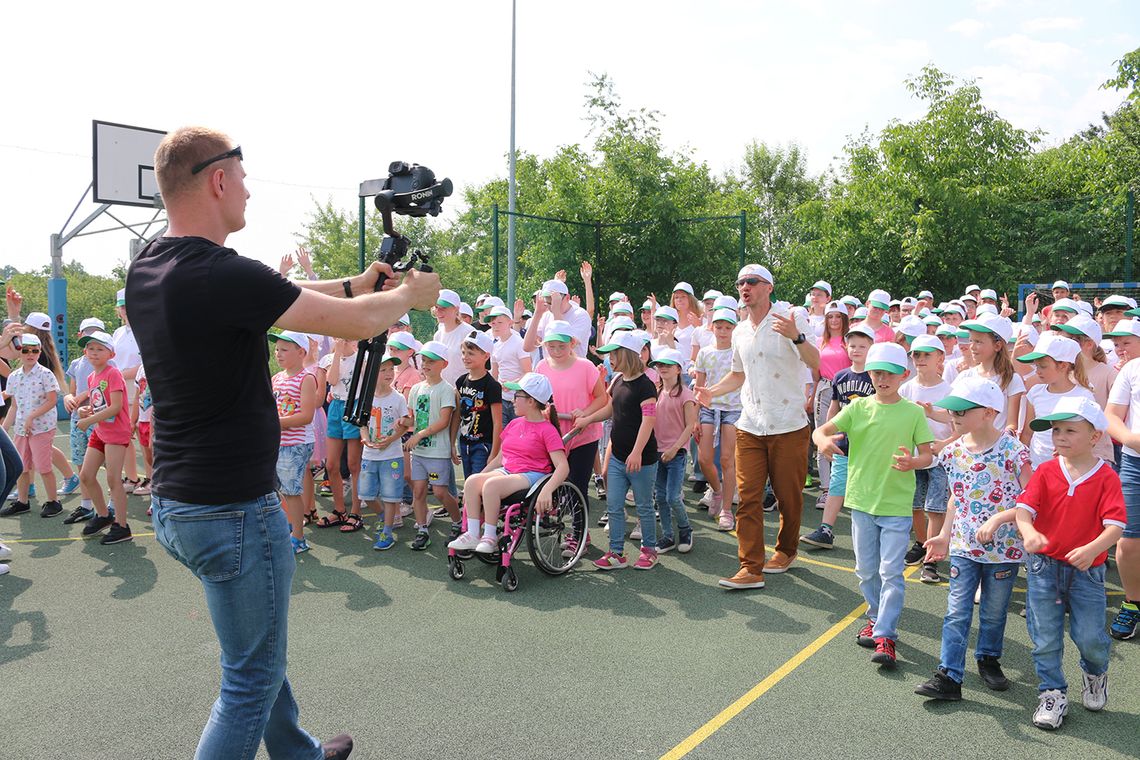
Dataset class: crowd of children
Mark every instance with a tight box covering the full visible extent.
[2,270,1139,731]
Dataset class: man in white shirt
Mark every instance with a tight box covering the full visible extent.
[696,264,819,590]
[524,279,592,358]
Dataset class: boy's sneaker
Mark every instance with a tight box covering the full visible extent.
[871,637,896,667]
[0,542,11,561]
[433,506,451,518]
[593,551,627,570]
[372,532,396,551]
[597,511,609,527]
[133,479,152,496]
[632,547,658,570]
[39,500,63,518]
[677,527,693,553]
[978,655,1010,691]
[290,535,310,554]
[904,541,925,566]
[915,669,962,701]
[692,479,708,495]
[1080,670,1108,711]
[717,512,735,531]
[60,474,81,496]
[399,502,414,518]
[410,531,431,551]
[319,480,333,496]
[656,536,676,554]
[81,513,115,537]
[920,563,941,584]
[630,524,642,541]
[63,506,95,524]
[856,621,876,648]
[594,476,606,499]
[447,532,480,552]
[474,536,498,554]
[1032,689,1068,730]
[1109,602,1139,640]
[391,514,404,529]
[448,522,463,542]
[815,490,828,509]
[0,500,30,517]
[801,525,834,549]
[101,523,133,545]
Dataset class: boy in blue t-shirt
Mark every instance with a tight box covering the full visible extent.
[802,325,876,549]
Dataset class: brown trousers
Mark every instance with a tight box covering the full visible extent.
[734,425,810,573]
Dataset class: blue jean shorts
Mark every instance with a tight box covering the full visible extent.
[359,457,405,502]
[70,417,91,465]
[492,467,549,490]
[1119,453,1140,538]
[410,454,454,487]
[699,407,742,427]
[913,466,949,513]
[325,399,362,440]
[276,442,314,496]
[828,453,849,497]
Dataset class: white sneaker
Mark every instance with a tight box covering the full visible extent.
[392,514,404,529]
[474,537,498,554]
[630,524,642,541]
[0,542,11,561]
[0,563,8,576]
[447,532,480,551]
[718,512,735,531]
[699,490,715,508]
[399,502,414,517]
[1033,689,1068,730]
[1081,670,1108,711]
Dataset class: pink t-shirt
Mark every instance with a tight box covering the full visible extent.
[817,335,851,381]
[536,357,603,449]
[500,418,566,475]
[655,384,696,451]
[87,365,132,445]
[873,323,895,344]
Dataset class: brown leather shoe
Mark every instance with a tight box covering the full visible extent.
[763,551,796,574]
[718,568,766,589]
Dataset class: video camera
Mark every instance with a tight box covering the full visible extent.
[343,162,451,428]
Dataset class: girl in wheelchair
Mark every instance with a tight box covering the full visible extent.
[447,373,569,554]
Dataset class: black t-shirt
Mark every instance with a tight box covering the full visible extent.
[831,367,874,455]
[126,236,301,504]
[456,372,502,444]
[609,373,659,466]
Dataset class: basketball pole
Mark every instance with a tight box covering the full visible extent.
[506,0,518,307]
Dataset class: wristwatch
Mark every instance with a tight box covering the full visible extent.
[792,333,806,345]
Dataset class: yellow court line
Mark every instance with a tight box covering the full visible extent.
[4,532,156,543]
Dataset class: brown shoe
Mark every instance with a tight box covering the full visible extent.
[763,551,796,574]
[718,568,766,589]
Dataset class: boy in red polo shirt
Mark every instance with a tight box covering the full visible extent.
[1016,396,1126,730]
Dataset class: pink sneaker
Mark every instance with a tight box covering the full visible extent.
[633,547,658,570]
[593,551,628,570]
[707,490,723,517]
[717,511,735,531]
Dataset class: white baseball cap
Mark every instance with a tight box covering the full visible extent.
[825,300,846,316]
[909,334,944,354]
[937,375,1005,413]
[612,302,634,316]
[889,299,902,309]
[1052,313,1102,343]
[867,289,891,310]
[1029,395,1107,432]
[486,305,513,320]
[417,340,450,361]
[608,291,627,303]
[961,312,1013,343]
[711,308,738,325]
[1074,300,1094,317]
[630,329,653,346]
[504,372,554,404]
[918,290,934,300]
[702,289,723,301]
[1100,295,1136,311]
[896,315,927,339]
[268,330,309,351]
[388,333,422,352]
[1017,331,1080,365]
[673,281,695,297]
[78,317,106,333]
[1106,318,1140,338]
[960,292,978,303]
[713,294,739,311]
[18,333,42,348]
[462,331,494,354]
[935,324,958,338]
[436,289,461,308]
[923,314,943,327]
[598,331,646,355]
[640,300,655,311]
[542,279,569,296]
[649,347,685,367]
[542,320,575,343]
[24,312,50,331]
[852,307,869,320]
[458,302,474,318]
[397,313,411,326]
[654,305,680,322]
[737,264,773,284]
[839,295,862,308]
[115,288,126,306]
[1051,280,1071,291]
[865,342,909,374]
[942,302,966,318]
[608,316,637,332]
[965,284,981,294]
[1051,298,1079,314]
[380,352,402,366]
[976,303,999,316]
[476,296,505,313]
[979,288,998,302]
[846,323,876,341]
[811,280,832,296]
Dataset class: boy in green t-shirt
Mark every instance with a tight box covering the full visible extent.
[813,342,934,668]
[405,341,461,551]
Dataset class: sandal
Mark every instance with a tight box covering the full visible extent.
[339,513,364,533]
[315,509,347,528]
[302,509,319,526]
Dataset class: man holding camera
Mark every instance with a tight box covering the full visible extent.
[127,127,440,760]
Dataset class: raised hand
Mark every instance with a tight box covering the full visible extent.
[278,253,295,277]
[580,261,592,281]
[555,269,567,283]
[296,246,315,278]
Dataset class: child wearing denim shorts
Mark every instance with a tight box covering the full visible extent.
[360,354,411,551]
[316,338,364,531]
[694,308,742,530]
[915,375,1031,702]
[270,331,318,554]
[405,341,461,551]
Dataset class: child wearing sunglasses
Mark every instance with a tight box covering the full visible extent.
[0,334,63,518]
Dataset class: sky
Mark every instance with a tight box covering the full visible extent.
[1,0,1136,280]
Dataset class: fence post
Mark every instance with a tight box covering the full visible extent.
[1127,190,1135,282]
[358,195,366,273]
[595,221,602,298]
[492,204,500,297]
[739,211,747,270]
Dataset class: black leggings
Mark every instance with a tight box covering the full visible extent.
[566,441,599,517]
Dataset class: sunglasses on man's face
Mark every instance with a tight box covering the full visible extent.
[21,348,40,354]
[736,277,762,287]
[191,145,243,175]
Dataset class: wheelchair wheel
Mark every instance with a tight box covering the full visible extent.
[527,482,588,575]
[448,557,465,580]
[501,566,519,592]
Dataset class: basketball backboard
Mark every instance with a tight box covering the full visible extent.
[92,120,166,207]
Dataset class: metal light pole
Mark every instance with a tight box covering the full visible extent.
[506,0,518,306]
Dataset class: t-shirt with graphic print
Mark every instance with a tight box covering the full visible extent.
[409,378,457,459]
[87,364,132,444]
[939,432,1030,563]
[695,345,741,411]
[830,367,874,455]
[319,351,358,402]
[363,389,410,461]
[456,372,502,444]
[6,363,60,436]
[136,364,153,423]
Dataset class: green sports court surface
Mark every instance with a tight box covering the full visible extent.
[2,427,1138,759]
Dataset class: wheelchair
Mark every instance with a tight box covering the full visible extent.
[447,474,589,592]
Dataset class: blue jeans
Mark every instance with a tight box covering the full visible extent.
[850,510,911,641]
[605,455,658,552]
[1118,452,1140,538]
[458,440,492,480]
[939,557,1019,682]
[501,399,516,426]
[151,493,323,760]
[1024,553,1112,693]
[655,450,690,541]
[0,426,22,504]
